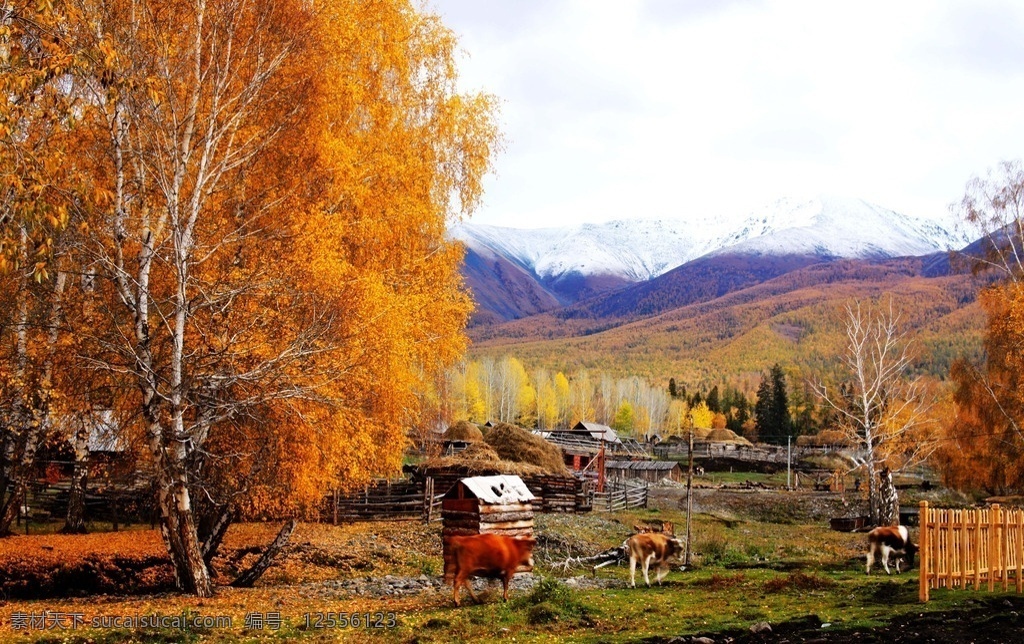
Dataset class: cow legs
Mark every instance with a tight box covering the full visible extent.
[643,553,655,587]
[866,549,874,574]
[453,572,481,606]
[881,547,892,575]
[630,555,638,587]
[655,562,669,585]
[502,572,514,601]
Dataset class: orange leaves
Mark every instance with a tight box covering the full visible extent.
[938,283,1024,494]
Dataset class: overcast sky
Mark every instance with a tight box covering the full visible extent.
[430,0,1024,230]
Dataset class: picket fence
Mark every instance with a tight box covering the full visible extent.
[919,501,1024,601]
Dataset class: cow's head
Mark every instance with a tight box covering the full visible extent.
[667,537,685,559]
[516,536,537,568]
[902,540,918,570]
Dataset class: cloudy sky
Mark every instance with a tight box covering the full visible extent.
[430,0,1024,230]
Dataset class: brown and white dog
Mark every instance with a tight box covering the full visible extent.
[866,525,917,575]
[448,533,536,606]
[627,532,684,587]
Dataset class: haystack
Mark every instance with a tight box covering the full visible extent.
[443,420,484,443]
[422,439,549,477]
[484,422,569,476]
[690,426,713,441]
[705,428,750,444]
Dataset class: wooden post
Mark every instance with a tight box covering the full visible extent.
[1001,505,1008,592]
[1017,508,1023,594]
[685,428,694,566]
[961,509,969,589]
[989,504,999,592]
[423,477,434,523]
[975,507,983,591]
[942,508,950,589]
[919,501,929,602]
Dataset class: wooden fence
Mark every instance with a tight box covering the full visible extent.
[592,479,648,512]
[328,478,443,523]
[919,501,1024,602]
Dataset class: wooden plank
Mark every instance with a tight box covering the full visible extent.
[1011,507,1019,593]
[961,509,969,589]
[451,511,534,523]
[919,501,929,602]
[479,503,534,514]
[1002,506,1009,592]
[442,498,480,513]
[479,520,534,531]
[990,505,998,592]
[976,507,983,592]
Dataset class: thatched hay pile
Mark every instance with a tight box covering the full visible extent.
[705,428,751,444]
[484,422,569,476]
[443,420,484,443]
[690,427,713,441]
[452,441,499,462]
[422,439,549,477]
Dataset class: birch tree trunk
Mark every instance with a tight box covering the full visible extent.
[61,419,91,534]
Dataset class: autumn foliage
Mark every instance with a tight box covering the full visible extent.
[938,284,1024,494]
[935,162,1024,496]
[1,0,498,595]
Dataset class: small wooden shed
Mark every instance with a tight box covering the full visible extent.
[606,459,684,483]
[441,475,535,581]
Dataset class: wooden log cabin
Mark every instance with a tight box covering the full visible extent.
[441,475,535,581]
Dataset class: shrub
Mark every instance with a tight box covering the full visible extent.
[527,602,561,625]
[516,577,592,624]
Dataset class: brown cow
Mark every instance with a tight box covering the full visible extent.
[448,533,536,606]
[627,532,684,587]
[866,525,917,575]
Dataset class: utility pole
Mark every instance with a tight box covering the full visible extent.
[787,435,792,490]
[685,427,694,566]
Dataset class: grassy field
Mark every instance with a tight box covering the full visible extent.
[0,486,1018,643]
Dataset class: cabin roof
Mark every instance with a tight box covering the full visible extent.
[573,421,620,443]
[606,460,680,471]
[539,430,603,455]
[450,475,536,504]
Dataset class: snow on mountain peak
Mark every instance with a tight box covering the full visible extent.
[450,196,968,283]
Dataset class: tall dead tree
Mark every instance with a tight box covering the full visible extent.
[813,300,937,527]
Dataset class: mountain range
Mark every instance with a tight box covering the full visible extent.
[451,196,970,327]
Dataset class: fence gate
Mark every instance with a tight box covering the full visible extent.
[919,501,1024,602]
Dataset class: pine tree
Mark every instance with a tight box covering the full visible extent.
[754,375,772,442]
[707,386,721,413]
[755,364,792,445]
[769,363,793,444]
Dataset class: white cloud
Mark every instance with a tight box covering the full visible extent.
[430,0,1024,228]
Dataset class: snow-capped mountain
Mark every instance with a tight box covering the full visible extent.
[710,196,966,259]
[451,219,712,283]
[452,195,967,285]
[452,196,974,326]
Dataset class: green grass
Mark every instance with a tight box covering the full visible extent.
[6,502,1018,643]
[394,571,977,643]
[386,507,995,643]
